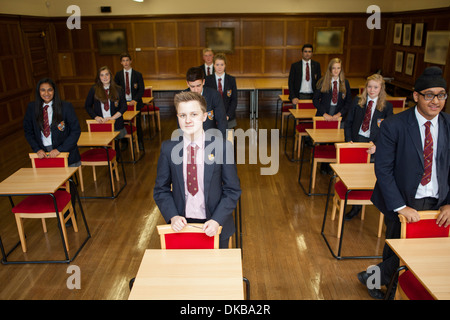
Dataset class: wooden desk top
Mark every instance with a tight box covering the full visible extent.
[78,131,119,147]
[0,167,78,195]
[330,163,376,190]
[305,128,345,144]
[289,108,317,119]
[123,110,140,121]
[386,238,450,300]
[128,249,244,300]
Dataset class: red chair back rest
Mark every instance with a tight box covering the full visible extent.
[144,87,152,97]
[298,101,315,109]
[406,220,450,238]
[338,148,369,164]
[127,104,135,111]
[33,158,66,168]
[387,99,404,108]
[164,233,215,249]
[89,123,113,132]
[315,120,339,129]
[283,88,289,95]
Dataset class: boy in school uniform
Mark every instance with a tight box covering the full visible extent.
[153,91,241,248]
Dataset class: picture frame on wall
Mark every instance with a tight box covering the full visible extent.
[405,53,415,76]
[424,31,450,65]
[205,28,235,53]
[395,51,404,73]
[393,23,402,44]
[313,27,345,54]
[402,24,412,46]
[97,29,127,55]
[413,23,424,46]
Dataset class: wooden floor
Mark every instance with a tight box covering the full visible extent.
[0,107,386,300]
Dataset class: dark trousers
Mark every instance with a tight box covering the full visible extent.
[378,197,440,285]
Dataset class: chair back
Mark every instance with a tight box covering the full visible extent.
[297,99,315,109]
[335,142,371,164]
[387,97,406,109]
[127,103,136,112]
[29,152,69,168]
[313,116,341,129]
[282,86,289,96]
[157,224,222,249]
[399,211,450,239]
[143,86,153,98]
[86,119,115,133]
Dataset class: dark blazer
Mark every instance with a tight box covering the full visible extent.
[371,107,450,221]
[114,69,145,110]
[205,73,238,121]
[23,101,81,165]
[345,96,393,143]
[84,86,128,131]
[288,59,321,101]
[313,79,352,118]
[198,64,214,77]
[153,131,241,240]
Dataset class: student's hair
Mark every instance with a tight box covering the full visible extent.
[174,91,207,113]
[186,66,205,82]
[316,58,347,94]
[34,78,63,131]
[302,44,313,52]
[94,66,122,103]
[358,74,387,111]
[213,52,227,65]
[203,48,214,55]
[119,52,132,61]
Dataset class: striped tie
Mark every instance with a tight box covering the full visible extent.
[187,144,199,196]
[361,100,373,132]
[43,105,50,138]
[332,80,338,104]
[421,121,433,186]
[218,78,223,97]
[104,89,110,111]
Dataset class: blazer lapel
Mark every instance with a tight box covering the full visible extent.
[171,137,185,198]
[407,108,424,167]
[203,139,215,203]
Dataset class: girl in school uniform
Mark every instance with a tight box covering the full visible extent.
[205,53,238,129]
[343,73,394,220]
[313,58,352,121]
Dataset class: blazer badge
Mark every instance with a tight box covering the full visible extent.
[114,100,119,107]
[207,110,214,120]
[377,118,384,127]
[133,83,138,89]
[57,121,65,131]
[227,90,232,97]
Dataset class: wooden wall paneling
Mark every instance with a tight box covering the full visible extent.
[135,50,157,77]
[177,21,198,48]
[156,50,178,75]
[134,22,155,48]
[264,49,284,75]
[242,49,263,75]
[226,49,240,75]
[242,20,263,47]
[155,21,177,48]
[198,20,220,48]
[58,53,74,77]
[73,52,96,77]
[178,49,200,76]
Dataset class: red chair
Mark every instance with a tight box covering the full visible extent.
[293,100,315,158]
[387,97,406,114]
[330,143,383,238]
[310,116,341,190]
[124,103,140,159]
[394,211,450,300]
[280,86,295,135]
[80,120,120,193]
[156,224,223,249]
[141,86,160,133]
[12,152,78,253]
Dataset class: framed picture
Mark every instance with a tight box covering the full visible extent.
[413,23,424,46]
[313,27,345,54]
[393,23,402,44]
[205,28,235,53]
[402,24,412,46]
[424,31,450,65]
[97,29,127,55]
[395,51,404,73]
[405,53,415,76]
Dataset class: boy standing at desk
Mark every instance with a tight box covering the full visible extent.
[153,92,241,248]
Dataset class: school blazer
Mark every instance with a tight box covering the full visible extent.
[313,79,352,118]
[23,101,81,165]
[371,107,450,221]
[205,73,238,121]
[288,59,321,101]
[345,97,393,143]
[153,131,241,239]
[84,86,128,131]
[114,69,145,110]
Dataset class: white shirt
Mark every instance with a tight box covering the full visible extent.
[300,59,313,94]
[123,68,133,101]
[358,96,378,138]
[41,101,53,147]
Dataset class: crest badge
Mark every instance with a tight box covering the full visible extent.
[207,110,214,120]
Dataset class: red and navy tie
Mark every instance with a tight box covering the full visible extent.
[421,121,433,186]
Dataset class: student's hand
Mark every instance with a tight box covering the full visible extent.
[129,100,137,106]
[95,116,104,123]
[367,142,376,154]
[292,98,299,105]
[48,149,60,158]
[437,205,450,228]
[36,149,47,159]
[323,113,333,121]
[203,219,220,237]
[332,113,341,121]
[170,215,187,232]
[398,206,420,223]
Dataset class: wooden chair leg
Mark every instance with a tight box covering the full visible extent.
[14,214,27,252]
[78,166,84,192]
[113,160,120,181]
[41,218,47,233]
[92,166,97,181]
[331,195,338,220]
[109,163,116,193]
[378,212,384,238]
[311,160,318,190]
[128,136,134,160]
[68,205,78,233]
[361,205,366,220]
[156,112,161,131]
[58,212,70,252]
[337,199,345,239]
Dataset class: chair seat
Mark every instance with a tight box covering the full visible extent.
[296,122,313,133]
[282,104,295,112]
[334,180,373,200]
[125,124,137,134]
[141,105,160,112]
[12,190,71,213]
[314,145,336,159]
[398,270,435,300]
[81,148,116,162]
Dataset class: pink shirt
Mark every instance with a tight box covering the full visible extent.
[183,133,206,219]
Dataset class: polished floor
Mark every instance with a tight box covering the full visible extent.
[0,106,386,300]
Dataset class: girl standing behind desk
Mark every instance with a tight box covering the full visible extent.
[313,58,352,121]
